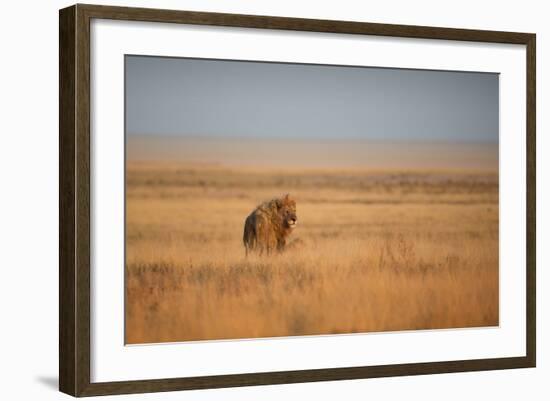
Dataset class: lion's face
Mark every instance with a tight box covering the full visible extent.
[277,194,297,230]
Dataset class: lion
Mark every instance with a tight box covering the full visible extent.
[243,194,297,255]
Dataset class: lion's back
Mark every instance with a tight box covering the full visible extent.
[243,210,257,245]
[243,205,277,252]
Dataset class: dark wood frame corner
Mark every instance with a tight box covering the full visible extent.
[59,3,536,397]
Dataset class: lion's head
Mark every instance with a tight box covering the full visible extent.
[276,194,297,230]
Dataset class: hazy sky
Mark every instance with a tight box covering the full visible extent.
[125,55,498,142]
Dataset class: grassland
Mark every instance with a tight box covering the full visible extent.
[125,160,499,344]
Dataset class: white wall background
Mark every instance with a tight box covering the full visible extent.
[0,0,546,399]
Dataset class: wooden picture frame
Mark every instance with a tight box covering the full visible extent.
[59,3,536,397]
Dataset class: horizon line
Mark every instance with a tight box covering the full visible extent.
[126,133,499,144]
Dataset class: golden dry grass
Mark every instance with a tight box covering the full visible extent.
[125,162,499,344]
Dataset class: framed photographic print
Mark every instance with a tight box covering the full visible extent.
[59,4,536,397]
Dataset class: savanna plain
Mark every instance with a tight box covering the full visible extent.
[125,137,499,344]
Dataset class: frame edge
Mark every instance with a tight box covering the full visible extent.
[59,4,77,397]
[60,4,94,397]
[525,33,536,368]
[75,3,534,43]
